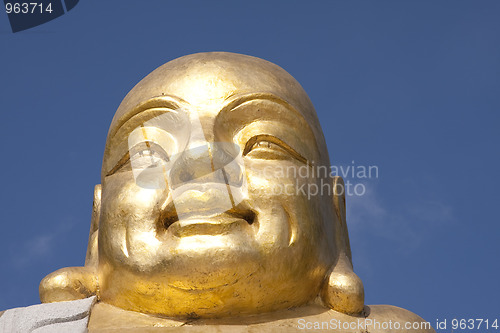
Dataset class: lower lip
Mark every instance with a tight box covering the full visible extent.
[167,216,251,237]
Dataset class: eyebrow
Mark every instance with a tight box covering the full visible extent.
[108,95,187,141]
[220,92,310,125]
[216,92,315,134]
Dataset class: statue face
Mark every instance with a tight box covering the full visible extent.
[97,53,336,317]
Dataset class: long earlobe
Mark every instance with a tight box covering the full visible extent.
[320,176,364,314]
[39,185,101,303]
[321,253,365,314]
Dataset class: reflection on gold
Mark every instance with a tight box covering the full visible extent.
[39,53,433,332]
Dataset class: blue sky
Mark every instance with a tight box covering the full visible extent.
[1,0,499,327]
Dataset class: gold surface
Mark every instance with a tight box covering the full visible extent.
[88,302,434,333]
[39,53,428,328]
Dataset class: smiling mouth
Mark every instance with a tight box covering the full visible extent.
[158,196,256,236]
[162,207,255,227]
[156,181,257,236]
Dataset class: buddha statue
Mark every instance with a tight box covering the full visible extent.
[35,52,434,332]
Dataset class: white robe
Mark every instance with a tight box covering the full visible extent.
[0,296,95,333]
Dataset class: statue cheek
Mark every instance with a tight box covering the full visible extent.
[100,181,166,266]
[101,174,167,232]
[244,161,305,199]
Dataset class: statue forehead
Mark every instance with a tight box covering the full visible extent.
[109,53,322,135]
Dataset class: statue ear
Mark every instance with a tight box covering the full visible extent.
[332,176,352,262]
[320,176,365,314]
[85,184,101,268]
[39,185,100,303]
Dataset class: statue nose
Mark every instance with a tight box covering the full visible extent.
[168,142,244,189]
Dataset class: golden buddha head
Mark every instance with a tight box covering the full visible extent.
[40,52,364,318]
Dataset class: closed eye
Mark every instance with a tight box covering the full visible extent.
[106,141,170,176]
[243,135,307,164]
